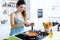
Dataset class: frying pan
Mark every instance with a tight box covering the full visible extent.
[25,31,38,37]
[15,31,38,39]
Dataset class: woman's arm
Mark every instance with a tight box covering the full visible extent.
[10,13,24,29]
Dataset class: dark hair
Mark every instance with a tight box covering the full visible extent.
[16,0,26,7]
[16,0,27,21]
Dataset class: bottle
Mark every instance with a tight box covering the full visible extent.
[57,24,60,31]
[49,29,53,38]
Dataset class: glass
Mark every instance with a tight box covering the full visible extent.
[43,22,52,32]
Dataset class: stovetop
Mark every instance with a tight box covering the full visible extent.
[15,30,49,40]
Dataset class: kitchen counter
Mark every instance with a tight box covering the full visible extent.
[42,31,60,40]
[14,31,48,40]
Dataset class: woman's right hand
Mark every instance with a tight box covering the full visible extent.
[30,23,34,26]
[24,21,31,27]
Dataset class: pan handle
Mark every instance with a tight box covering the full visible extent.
[31,26,33,31]
[30,23,34,31]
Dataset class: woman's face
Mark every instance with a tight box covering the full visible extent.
[17,4,26,12]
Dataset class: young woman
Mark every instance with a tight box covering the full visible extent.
[10,0,34,36]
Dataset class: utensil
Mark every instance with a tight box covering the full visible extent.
[30,23,34,31]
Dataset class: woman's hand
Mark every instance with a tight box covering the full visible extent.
[24,22,34,27]
[30,22,34,26]
[24,21,31,27]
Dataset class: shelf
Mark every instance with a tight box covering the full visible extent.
[2,6,16,8]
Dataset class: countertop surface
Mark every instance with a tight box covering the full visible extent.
[42,31,60,40]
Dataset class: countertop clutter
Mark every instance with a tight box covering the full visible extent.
[3,31,60,40]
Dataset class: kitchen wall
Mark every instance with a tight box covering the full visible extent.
[0,0,16,39]
[0,0,60,39]
[30,0,60,31]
